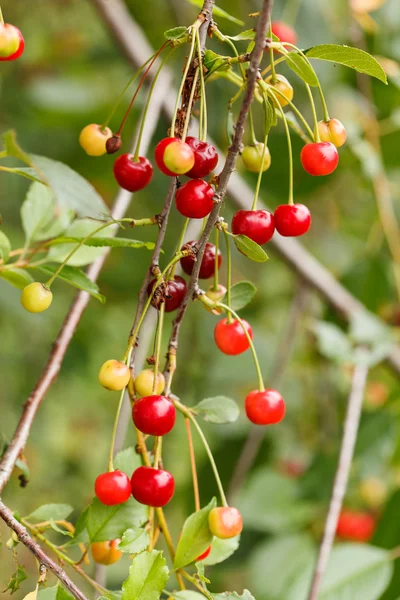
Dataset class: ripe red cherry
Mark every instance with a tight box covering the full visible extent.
[180,241,222,279]
[0,24,24,61]
[132,395,176,436]
[175,180,214,219]
[214,318,253,356]
[271,21,298,46]
[113,154,153,192]
[147,275,187,312]
[336,510,376,543]
[196,546,212,562]
[131,466,175,507]
[274,204,311,237]
[186,137,219,179]
[95,470,131,506]
[245,389,286,425]
[155,137,195,176]
[300,142,339,176]
[232,210,275,245]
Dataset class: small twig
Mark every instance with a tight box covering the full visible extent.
[307,349,370,600]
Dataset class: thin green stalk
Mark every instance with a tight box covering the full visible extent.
[268,90,294,205]
[134,48,174,159]
[259,80,314,139]
[222,229,232,323]
[212,228,219,291]
[0,8,3,24]
[153,303,165,394]
[268,19,277,82]
[153,436,163,469]
[171,26,199,135]
[182,68,199,142]
[252,97,270,211]
[108,351,132,472]
[196,29,208,141]
[248,108,258,146]
[218,302,265,392]
[170,217,190,278]
[305,83,320,142]
[173,398,228,507]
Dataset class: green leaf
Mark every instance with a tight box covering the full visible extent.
[0,230,11,262]
[203,50,231,77]
[21,182,55,244]
[87,497,147,543]
[118,527,149,554]
[0,268,34,290]
[7,167,46,184]
[284,52,319,86]
[164,26,187,40]
[121,550,169,600]
[38,584,74,600]
[174,498,216,569]
[114,446,142,475]
[212,591,255,600]
[287,544,392,600]
[311,321,354,363]
[36,264,105,303]
[174,594,205,600]
[65,506,89,546]
[5,565,28,594]
[27,503,73,522]
[233,234,269,263]
[2,130,32,164]
[226,30,255,41]
[305,44,387,84]
[47,219,113,267]
[193,396,240,424]
[31,154,109,218]
[48,236,155,251]
[263,94,277,135]
[230,281,257,311]
[186,0,244,25]
[202,535,240,566]
[226,106,234,146]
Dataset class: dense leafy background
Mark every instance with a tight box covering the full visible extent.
[1,0,400,598]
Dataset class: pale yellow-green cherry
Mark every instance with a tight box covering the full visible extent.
[20,282,53,313]
[134,369,165,397]
[265,74,294,108]
[98,360,131,391]
[79,124,113,157]
[317,118,347,148]
[241,142,271,173]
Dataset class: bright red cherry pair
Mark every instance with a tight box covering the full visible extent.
[301,142,339,176]
[147,276,187,312]
[114,154,153,192]
[180,241,222,279]
[132,395,176,436]
[175,180,215,219]
[131,466,175,507]
[336,510,376,543]
[245,389,286,425]
[214,318,253,356]
[0,23,24,61]
[232,210,275,245]
[274,204,311,237]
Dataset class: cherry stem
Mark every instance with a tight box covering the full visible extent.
[248,108,258,147]
[172,397,228,507]
[170,217,189,279]
[268,89,294,206]
[134,48,174,160]
[259,80,314,140]
[182,68,199,142]
[185,418,200,512]
[117,41,169,137]
[268,19,278,83]
[179,571,214,600]
[305,83,321,142]
[222,229,233,323]
[100,51,158,130]
[212,228,219,291]
[196,29,207,142]
[153,436,162,469]
[108,352,132,472]
[171,26,199,137]
[251,98,270,211]
[218,302,265,392]
[152,302,165,394]
[155,507,186,590]
[0,8,4,24]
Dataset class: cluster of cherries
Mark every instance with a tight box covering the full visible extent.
[93,360,244,561]
[0,20,24,62]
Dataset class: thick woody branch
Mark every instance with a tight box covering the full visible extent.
[0,499,89,600]
[307,351,369,600]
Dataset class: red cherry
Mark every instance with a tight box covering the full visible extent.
[95,470,131,506]
[132,395,176,436]
[131,466,175,507]
[274,204,311,237]
[185,137,219,179]
[113,154,153,192]
[155,137,195,176]
[300,142,339,176]
[336,510,376,543]
[214,318,253,355]
[231,210,275,245]
[209,507,243,539]
[180,241,222,279]
[0,24,24,61]
[175,180,214,219]
[147,275,187,312]
[196,545,212,562]
[271,21,298,46]
[245,389,286,425]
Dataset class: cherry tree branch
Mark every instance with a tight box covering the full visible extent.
[307,350,370,600]
[0,499,89,600]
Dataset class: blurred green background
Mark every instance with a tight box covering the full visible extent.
[1,0,400,598]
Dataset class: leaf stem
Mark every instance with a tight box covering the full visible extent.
[212,227,219,290]
[222,228,232,323]
[268,89,294,205]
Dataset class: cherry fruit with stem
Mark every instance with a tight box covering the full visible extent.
[95,470,131,506]
[131,466,175,507]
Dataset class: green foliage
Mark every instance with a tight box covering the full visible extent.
[5,565,28,594]
[230,281,257,311]
[0,268,34,289]
[202,535,240,566]
[0,231,11,262]
[305,44,387,83]
[121,550,169,600]
[193,396,240,424]
[118,527,150,554]
[87,498,147,542]
[186,0,244,25]
[36,265,105,303]
[38,585,74,600]
[174,498,216,569]
[27,503,73,522]
[233,235,269,262]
